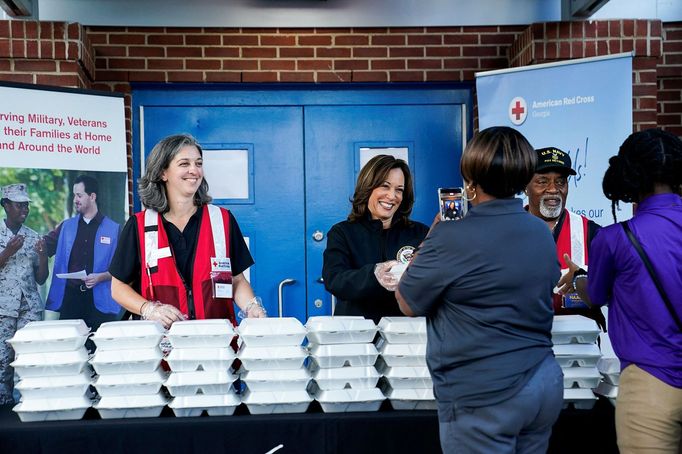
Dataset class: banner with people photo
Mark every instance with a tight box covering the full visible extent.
[0,82,127,329]
[475,52,633,226]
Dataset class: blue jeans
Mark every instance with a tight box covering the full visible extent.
[439,354,564,454]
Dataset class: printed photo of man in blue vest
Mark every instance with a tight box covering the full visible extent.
[45,174,121,333]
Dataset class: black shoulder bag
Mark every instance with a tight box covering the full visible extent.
[621,221,682,331]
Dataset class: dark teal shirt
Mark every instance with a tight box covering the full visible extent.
[399,197,559,413]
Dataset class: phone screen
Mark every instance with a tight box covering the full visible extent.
[438,187,465,221]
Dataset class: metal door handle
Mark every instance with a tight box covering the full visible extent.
[277,278,296,318]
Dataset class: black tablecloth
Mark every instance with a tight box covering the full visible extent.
[0,398,617,454]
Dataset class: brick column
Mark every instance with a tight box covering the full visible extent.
[509,20,663,132]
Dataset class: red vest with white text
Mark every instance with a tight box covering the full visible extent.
[135,204,236,324]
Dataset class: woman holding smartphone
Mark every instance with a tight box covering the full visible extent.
[322,155,429,324]
[397,127,563,454]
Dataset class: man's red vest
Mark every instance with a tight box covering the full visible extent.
[135,204,236,324]
[554,209,589,313]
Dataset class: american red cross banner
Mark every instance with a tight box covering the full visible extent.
[475,53,633,225]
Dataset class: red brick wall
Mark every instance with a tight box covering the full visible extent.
[85,26,523,85]
[659,22,682,136]
[0,20,93,87]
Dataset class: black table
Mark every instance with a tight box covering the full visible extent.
[0,398,617,454]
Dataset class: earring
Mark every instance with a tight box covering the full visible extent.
[462,185,477,202]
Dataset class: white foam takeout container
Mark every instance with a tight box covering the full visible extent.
[239,367,311,392]
[308,343,378,369]
[313,386,385,413]
[553,343,602,368]
[167,319,237,349]
[377,360,433,390]
[169,391,241,417]
[378,317,427,344]
[563,387,597,410]
[562,366,602,389]
[597,356,621,375]
[551,315,600,345]
[95,392,168,419]
[13,395,92,422]
[378,343,427,367]
[237,318,306,347]
[383,385,436,411]
[241,389,312,415]
[164,370,237,396]
[93,368,168,397]
[11,348,90,378]
[304,316,377,345]
[311,365,380,391]
[15,371,92,400]
[238,345,308,371]
[165,347,237,372]
[7,320,90,354]
[89,347,163,375]
[91,320,165,351]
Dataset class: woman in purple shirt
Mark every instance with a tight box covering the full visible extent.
[586,128,682,454]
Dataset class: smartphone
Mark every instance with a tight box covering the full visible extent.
[438,187,466,221]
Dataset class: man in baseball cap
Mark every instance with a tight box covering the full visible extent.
[534,147,577,176]
[525,147,605,330]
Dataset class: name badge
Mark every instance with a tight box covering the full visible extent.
[211,257,232,273]
[215,283,233,298]
[152,247,172,260]
[100,236,111,244]
[562,293,589,309]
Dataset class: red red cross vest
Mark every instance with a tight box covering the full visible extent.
[554,209,589,313]
[135,204,236,324]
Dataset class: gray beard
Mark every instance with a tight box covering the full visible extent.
[539,195,563,219]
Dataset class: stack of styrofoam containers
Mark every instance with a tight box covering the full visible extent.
[551,315,602,410]
[306,316,384,413]
[238,318,312,414]
[90,321,167,418]
[594,327,620,406]
[164,319,240,417]
[8,320,92,422]
[375,317,434,410]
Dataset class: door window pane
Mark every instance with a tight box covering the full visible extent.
[203,148,250,200]
[359,146,409,169]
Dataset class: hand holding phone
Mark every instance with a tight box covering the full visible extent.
[438,187,466,221]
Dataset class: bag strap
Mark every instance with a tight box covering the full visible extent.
[621,221,682,331]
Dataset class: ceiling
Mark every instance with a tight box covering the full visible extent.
[1,0,681,27]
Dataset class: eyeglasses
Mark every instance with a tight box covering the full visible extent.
[532,177,568,190]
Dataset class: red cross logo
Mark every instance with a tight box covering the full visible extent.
[508,96,527,126]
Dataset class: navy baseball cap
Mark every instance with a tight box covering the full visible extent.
[535,147,577,176]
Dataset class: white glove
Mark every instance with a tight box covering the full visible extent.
[374,260,401,291]
[238,296,267,318]
[141,301,186,329]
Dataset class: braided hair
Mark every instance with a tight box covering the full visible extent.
[603,128,682,222]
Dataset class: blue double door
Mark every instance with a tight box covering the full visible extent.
[133,86,470,322]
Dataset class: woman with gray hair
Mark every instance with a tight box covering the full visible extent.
[110,134,265,328]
